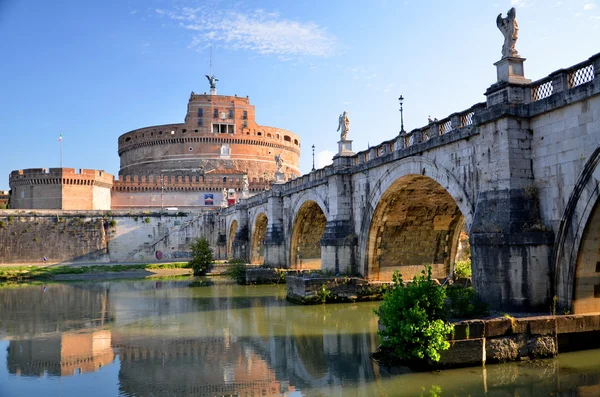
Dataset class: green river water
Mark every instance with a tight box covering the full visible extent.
[0,278,599,397]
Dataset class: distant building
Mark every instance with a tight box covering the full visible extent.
[0,190,9,208]
[7,84,301,211]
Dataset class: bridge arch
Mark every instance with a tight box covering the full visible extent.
[554,146,600,313]
[250,212,268,264]
[359,157,474,280]
[290,200,328,269]
[227,219,238,260]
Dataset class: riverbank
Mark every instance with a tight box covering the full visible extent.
[0,262,192,282]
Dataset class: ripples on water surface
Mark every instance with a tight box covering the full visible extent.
[1,279,600,396]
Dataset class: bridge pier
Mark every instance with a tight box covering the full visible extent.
[264,194,287,267]
[471,189,554,312]
[471,84,555,311]
[321,163,357,274]
[232,206,250,262]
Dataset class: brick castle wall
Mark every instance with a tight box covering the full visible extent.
[9,168,113,210]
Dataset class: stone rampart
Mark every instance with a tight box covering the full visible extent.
[9,168,113,210]
[0,210,222,265]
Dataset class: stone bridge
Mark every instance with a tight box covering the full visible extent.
[219,52,600,313]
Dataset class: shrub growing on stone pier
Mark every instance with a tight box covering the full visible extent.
[376,266,454,363]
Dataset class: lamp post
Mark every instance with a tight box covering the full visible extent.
[311,144,315,171]
[399,95,405,135]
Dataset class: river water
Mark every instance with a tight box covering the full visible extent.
[0,278,599,397]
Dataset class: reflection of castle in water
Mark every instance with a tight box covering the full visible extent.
[114,336,296,397]
[0,283,112,336]
[7,330,114,377]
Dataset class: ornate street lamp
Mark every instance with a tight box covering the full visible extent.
[311,144,315,171]
[399,95,405,135]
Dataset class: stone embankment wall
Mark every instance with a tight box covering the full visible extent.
[438,313,600,368]
[0,210,223,265]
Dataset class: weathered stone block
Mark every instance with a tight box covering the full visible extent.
[486,336,520,363]
[452,321,485,340]
[438,339,484,367]
[527,335,557,358]
[485,318,513,337]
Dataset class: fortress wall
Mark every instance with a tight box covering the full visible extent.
[0,211,220,265]
[9,168,113,210]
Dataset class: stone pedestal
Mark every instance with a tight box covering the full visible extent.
[494,56,531,84]
[335,140,354,157]
[274,171,286,184]
[210,88,217,95]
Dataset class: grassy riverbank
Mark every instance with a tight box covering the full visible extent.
[0,262,190,282]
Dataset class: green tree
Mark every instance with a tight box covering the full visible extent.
[188,237,213,276]
[376,266,454,363]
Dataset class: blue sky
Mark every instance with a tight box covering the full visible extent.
[0,0,599,190]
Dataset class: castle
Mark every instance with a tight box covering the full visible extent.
[8,81,301,210]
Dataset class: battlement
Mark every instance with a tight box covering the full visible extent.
[113,173,272,192]
[9,168,114,188]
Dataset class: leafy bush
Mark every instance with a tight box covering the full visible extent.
[444,286,489,318]
[143,217,151,224]
[454,260,472,279]
[188,237,213,276]
[376,266,454,363]
[225,261,247,284]
[109,219,117,227]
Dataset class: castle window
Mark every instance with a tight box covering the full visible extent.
[294,139,298,145]
[213,109,219,117]
[223,177,227,182]
[243,120,248,128]
[257,132,262,136]
[197,108,203,117]
[189,147,193,151]
[228,109,234,118]
[198,119,203,126]
[125,137,131,142]
[267,133,272,138]
[243,110,248,119]
[284,135,291,142]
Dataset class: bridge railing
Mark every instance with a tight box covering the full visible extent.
[395,102,484,151]
[529,53,598,102]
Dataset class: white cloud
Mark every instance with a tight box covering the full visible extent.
[584,3,596,10]
[156,7,337,58]
[315,150,334,169]
[511,0,531,7]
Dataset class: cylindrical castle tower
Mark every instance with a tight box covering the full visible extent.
[117,93,300,182]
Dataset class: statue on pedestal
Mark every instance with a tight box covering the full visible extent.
[242,174,249,191]
[274,153,283,172]
[496,7,519,58]
[221,187,228,207]
[205,74,219,90]
[337,111,350,141]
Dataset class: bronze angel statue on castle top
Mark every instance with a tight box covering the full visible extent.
[205,74,218,89]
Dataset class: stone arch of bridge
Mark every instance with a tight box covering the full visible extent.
[250,212,268,264]
[290,200,328,270]
[227,219,238,260]
[554,146,600,313]
[359,157,474,281]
